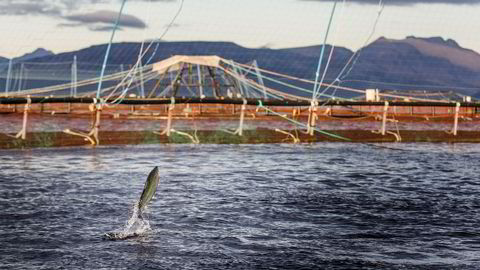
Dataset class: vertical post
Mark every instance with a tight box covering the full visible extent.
[5,59,13,96]
[119,64,125,94]
[86,99,102,145]
[307,99,318,136]
[93,104,101,145]
[71,55,78,97]
[452,102,460,136]
[197,64,203,98]
[236,99,247,136]
[21,101,28,139]
[138,59,145,98]
[165,97,175,136]
[310,107,318,136]
[16,96,31,140]
[137,37,146,98]
[381,101,389,136]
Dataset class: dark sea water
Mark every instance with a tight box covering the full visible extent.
[1,143,479,269]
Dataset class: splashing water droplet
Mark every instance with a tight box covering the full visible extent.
[124,204,151,235]
[104,203,151,240]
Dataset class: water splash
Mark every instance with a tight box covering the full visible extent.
[123,203,151,235]
[104,167,160,240]
[104,203,151,240]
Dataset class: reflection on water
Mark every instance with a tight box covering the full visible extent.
[0,143,479,269]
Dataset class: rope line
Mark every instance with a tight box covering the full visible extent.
[313,0,338,99]
[257,101,351,141]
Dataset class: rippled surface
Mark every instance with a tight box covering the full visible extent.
[1,143,480,269]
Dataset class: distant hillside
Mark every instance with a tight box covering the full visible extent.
[14,48,54,63]
[23,41,353,80]
[1,37,479,98]
[325,36,480,97]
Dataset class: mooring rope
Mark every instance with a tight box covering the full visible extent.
[312,0,339,99]
[316,0,347,100]
[102,0,185,106]
[230,62,344,100]
[330,0,386,87]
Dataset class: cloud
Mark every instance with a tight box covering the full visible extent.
[0,1,62,16]
[0,0,178,16]
[301,0,480,5]
[89,25,125,32]
[64,10,147,29]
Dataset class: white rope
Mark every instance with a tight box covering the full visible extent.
[103,0,185,105]
[321,0,385,94]
[316,0,347,99]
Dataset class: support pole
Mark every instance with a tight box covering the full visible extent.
[71,55,78,97]
[160,97,175,136]
[138,60,145,98]
[137,38,146,98]
[452,102,460,136]
[92,104,102,144]
[15,96,31,140]
[197,64,204,98]
[307,99,318,136]
[381,101,389,136]
[87,98,102,145]
[235,98,247,136]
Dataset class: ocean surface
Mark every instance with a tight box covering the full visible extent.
[1,143,479,269]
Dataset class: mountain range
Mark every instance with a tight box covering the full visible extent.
[1,36,479,98]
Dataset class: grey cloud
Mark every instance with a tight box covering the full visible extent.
[0,0,177,16]
[302,0,480,5]
[89,25,125,32]
[0,1,62,16]
[58,20,126,32]
[64,10,147,29]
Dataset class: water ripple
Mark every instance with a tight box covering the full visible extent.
[1,143,479,269]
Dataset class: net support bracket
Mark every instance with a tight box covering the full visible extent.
[170,129,200,144]
[63,98,101,145]
[275,129,300,144]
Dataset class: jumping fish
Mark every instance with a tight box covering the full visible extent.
[103,167,160,241]
[137,166,160,215]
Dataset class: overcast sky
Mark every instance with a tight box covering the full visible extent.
[0,0,479,58]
